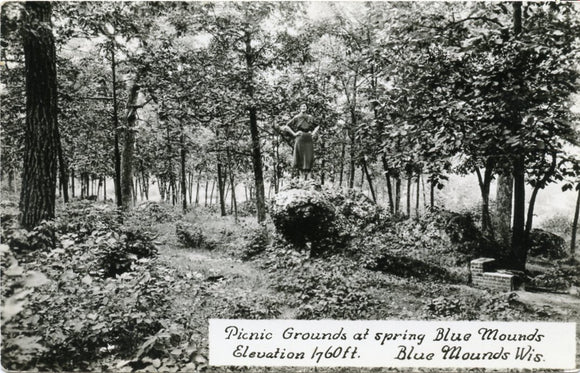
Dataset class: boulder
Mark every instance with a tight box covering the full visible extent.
[271,185,348,257]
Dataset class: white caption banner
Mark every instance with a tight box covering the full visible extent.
[209,319,576,369]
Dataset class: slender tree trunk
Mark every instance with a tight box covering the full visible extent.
[20,2,59,229]
[228,158,238,222]
[415,173,420,218]
[571,184,580,256]
[338,131,346,187]
[209,179,215,206]
[179,129,187,213]
[395,176,401,215]
[195,171,200,206]
[111,45,122,208]
[381,156,394,213]
[405,174,412,217]
[430,179,435,209]
[348,132,356,189]
[8,170,15,192]
[103,175,106,201]
[244,32,266,222]
[205,179,209,207]
[56,127,69,203]
[71,169,75,198]
[217,161,226,216]
[362,158,376,203]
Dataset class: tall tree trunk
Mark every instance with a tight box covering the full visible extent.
[111,45,122,208]
[430,179,435,209]
[205,179,209,207]
[103,175,106,201]
[217,161,226,216]
[228,154,238,222]
[496,174,512,246]
[243,31,266,223]
[415,173,420,218]
[121,75,141,210]
[362,158,376,203]
[8,170,15,192]
[406,175,412,217]
[571,184,580,256]
[348,132,356,189]
[56,127,69,203]
[475,165,494,238]
[248,107,266,222]
[179,128,187,213]
[382,156,394,213]
[338,134,346,187]
[209,179,215,206]
[70,169,75,198]
[395,176,401,215]
[20,2,59,229]
[509,0,527,271]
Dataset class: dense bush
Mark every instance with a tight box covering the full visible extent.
[1,202,172,371]
[134,201,179,223]
[528,228,568,259]
[96,227,158,278]
[176,221,205,248]
[240,225,270,261]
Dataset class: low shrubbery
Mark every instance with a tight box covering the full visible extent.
[176,221,205,249]
[528,228,568,260]
[1,202,175,371]
[240,225,270,261]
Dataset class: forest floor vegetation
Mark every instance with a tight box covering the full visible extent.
[1,189,580,372]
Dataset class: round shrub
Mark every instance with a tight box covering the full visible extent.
[529,228,568,259]
[176,222,204,248]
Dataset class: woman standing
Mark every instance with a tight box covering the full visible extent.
[283,103,320,180]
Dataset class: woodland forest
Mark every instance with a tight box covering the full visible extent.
[1,1,580,372]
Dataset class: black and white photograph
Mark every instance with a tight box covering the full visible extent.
[1,1,579,371]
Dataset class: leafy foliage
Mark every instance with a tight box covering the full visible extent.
[175,221,206,249]
[528,228,568,260]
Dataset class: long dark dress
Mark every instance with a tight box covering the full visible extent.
[287,113,315,171]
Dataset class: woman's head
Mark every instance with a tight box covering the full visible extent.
[299,103,307,113]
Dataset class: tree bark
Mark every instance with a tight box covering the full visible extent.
[217,161,227,216]
[244,31,266,222]
[415,173,420,218]
[496,173,513,246]
[395,176,401,215]
[406,174,412,217]
[121,75,141,210]
[111,45,122,207]
[179,126,187,213]
[362,158,376,203]
[571,184,580,256]
[20,2,59,229]
[510,0,527,271]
